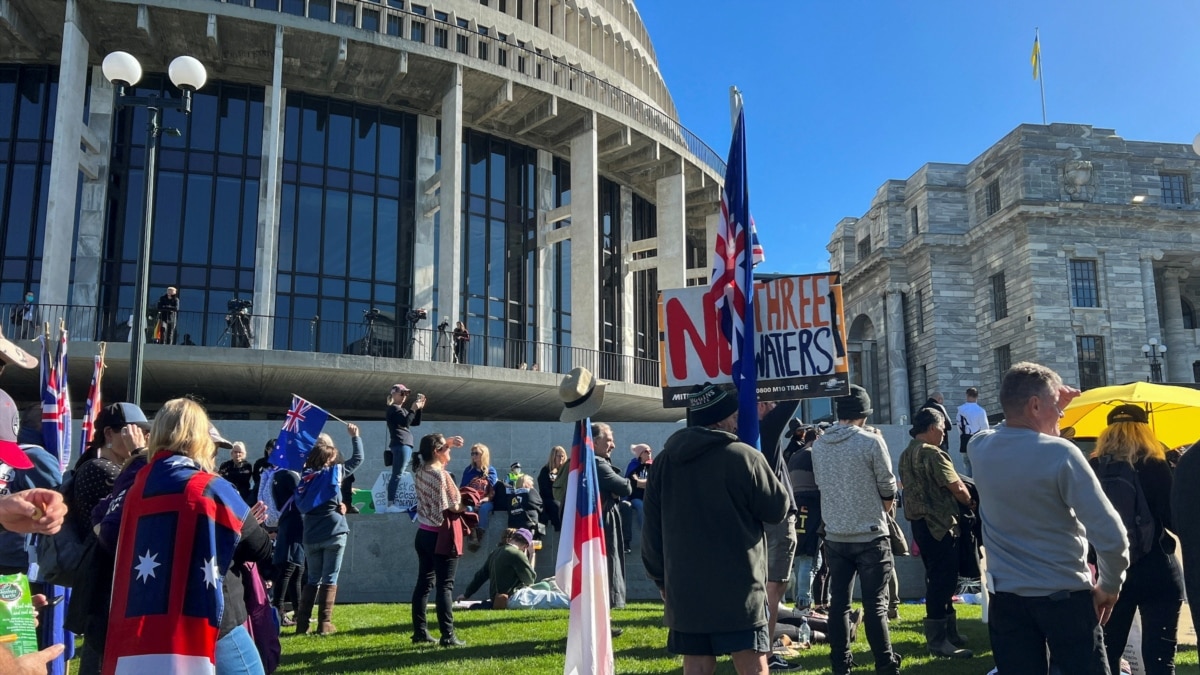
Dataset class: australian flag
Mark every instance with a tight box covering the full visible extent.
[555,419,614,675]
[103,452,250,675]
[711,105,764,448]
[270,395,329,471]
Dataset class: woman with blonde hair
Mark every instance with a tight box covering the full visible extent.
[459,442,497,549]
[537,445,567,532]
[104,398,272,675]
[1089,405,1181,675]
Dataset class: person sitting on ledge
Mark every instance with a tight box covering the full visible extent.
[458,528,536,609]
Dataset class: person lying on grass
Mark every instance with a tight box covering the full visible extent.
[458,528,536,609]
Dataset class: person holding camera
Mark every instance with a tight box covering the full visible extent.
[386,384,424,512]
[156,286,179,345]
[453,321,469,364]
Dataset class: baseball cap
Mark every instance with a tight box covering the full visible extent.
[209,424,234,450]
[390,383,410,394]
[509,462,521,472]
[0,390,34,469]
[88,402,151,450]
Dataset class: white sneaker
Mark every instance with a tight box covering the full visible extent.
[386,505,405,513]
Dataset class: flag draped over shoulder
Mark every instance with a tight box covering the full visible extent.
[710,106,763,447]
[79,352,104,462]
[40,331,72,471]
[555,419,613,675]
[270,395,330,471]
[104,452,250,675]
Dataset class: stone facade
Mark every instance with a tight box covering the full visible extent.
[829,124,1200,422]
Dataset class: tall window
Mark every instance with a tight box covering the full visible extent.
[598,178,623,380]
[856,236,870,262]
[994,344,1011,388]
[916,289,926,333]
[985,179,1001,216]
[551,157,572,361]
[1077,336,1107,390]
[276,92,417,355]
[990,272,1008,320]
[631,190,657,385]
[910,206,919,235]
[1160,173,1189,205]
[1069,259,1100,308]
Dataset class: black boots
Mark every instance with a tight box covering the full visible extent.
[924,618,972,658]
[945,609,968,648]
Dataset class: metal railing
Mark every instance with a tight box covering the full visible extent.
[209,0,727,178]
[5,303,661,387]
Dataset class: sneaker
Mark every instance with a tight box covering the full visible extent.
[887,607,899,620]
[385,505,405,513]
[768,654,801,671]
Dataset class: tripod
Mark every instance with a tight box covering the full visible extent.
[230,313,253,348]
[433,321,451,362]
[361,314,379,356]
[403,319,420,359]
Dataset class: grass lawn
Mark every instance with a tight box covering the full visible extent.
[276,602,1199,674]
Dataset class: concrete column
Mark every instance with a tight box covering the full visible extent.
[655,162,685,290]
[437,65,464,327]
[704,211,719,274]
[41,0,89,317]
[73,66,114,338]
[1162,267,1190,382]
[885,284,911,425]
[619,185,635,367]
[535,150,555,369]
[1140,249,1163,342]
[413,114,440,357]
[569,114,599,355]
[252,25,285,349]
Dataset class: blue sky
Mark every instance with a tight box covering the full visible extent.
[637,1,1200,275]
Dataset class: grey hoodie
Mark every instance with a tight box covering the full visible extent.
[811,423,896,544]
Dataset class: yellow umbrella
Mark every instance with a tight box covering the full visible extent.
[1060,381,1200,449]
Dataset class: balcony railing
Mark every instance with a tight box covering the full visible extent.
[6,303,661,387]
[209,0,727,178]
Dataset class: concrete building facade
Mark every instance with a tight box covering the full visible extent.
[829,123,1200,423]
[0,0,727,420]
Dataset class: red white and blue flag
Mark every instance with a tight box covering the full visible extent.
[555,419,614,675]
[710,105,764,447]
[79,352,104,463]
[40,330,72,471]
[104,452,250,675]
[270,395,329,471]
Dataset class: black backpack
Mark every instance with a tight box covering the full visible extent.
[1095,456,1156,565]
[34,470,97,587]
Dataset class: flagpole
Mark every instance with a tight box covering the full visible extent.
[289,394,348,424]
[1036,27,1047,125]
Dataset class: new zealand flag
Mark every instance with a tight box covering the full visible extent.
[103,452,250,675]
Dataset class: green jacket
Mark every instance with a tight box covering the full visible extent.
[463,544,536,600]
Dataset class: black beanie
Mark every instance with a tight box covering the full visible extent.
[834,385,872,420]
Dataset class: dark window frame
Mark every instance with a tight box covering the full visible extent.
[1076,335,1107,391]
[990,272,1008,321]
[1069,258,1101,308]
[985,179,1001,216]
[1160,172,1189,206]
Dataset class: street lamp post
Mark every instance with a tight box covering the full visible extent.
[102,51,207,407]
[1141,337,1167,383]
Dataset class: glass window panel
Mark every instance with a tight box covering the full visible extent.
[335,2,356,25]
[180,266,206,287]
[0,68,16,140]
[489,142,505,199]
[218,89,247,154]
[33,165,48,254]
[386,15,402,36]
[160,149,185,171]
[489,218,505,294]
[300,98,327,166]
[216,155,242,175]
[15,68,46,140]
[278,184,295,272]
[151,172,184,261]
[353,108,377,174]
[300,165,323,185]
[294,187,322,273]
[241,180,258,268]
[327,102,352,169]
[352,173,374,193]
[5,165,35,255]
[246,94,264,158]
[377,176,399,198]
[182,175,214,264]
[322,190,348,276]
[122,169,145,260]
[211,177,241,267]
[327,168,350,190]
[294,275,319,295]
[283,103,299,161]
[468,134,487,195]
[246,157,261,178]
[349,280,372,299]
[323,278,346,297]
[187,92,217,151]
[375,284,395,304]
[309,0,331,21]
[378,122,400,177]
[282,0,305,15]
[277,274,291,294]
[187,152,215,173]
[210,268,235,288]
[375,197,397,282]
[350,193,374,277]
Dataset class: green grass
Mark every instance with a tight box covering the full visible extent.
[276,602,1199,674]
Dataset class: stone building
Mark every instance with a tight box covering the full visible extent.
[0,0,725,420]
[828,123,1200,423]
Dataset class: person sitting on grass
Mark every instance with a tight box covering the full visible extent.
[458,528,536,609]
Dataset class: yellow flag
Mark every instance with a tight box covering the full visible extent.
[1031,36,1041,80]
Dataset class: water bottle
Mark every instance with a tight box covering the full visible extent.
[796,618,812,648]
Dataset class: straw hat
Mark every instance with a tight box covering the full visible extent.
[558,367,606,423]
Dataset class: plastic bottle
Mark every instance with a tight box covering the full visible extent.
[797,618,812,648]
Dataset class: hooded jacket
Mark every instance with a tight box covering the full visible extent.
[811,423,897,544]
[642,426,789,634]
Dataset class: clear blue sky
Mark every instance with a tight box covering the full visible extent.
[638,0,1200,275]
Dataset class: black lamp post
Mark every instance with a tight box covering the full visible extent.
[1141,337,1167,383]
[102,51,207,406]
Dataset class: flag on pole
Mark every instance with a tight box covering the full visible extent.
[710,105,763,448]
[79,350,104,462]
[555,419,614,675]
[40,330,71,472]
[1031,33,1041,79]
[270,395,330,471]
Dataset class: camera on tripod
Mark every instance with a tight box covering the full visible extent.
[438,318,450,331]
[363,308,382,322]
[405,308,428,324]
[227,298,252,315]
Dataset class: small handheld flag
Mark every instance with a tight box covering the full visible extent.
[270,395,330,471]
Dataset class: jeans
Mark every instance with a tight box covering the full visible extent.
[476,501,494,531]
[305,533,347,585]
[619,499,643,544]
[214,625,265,675]
[387,443,413,503]
[412,528,459,639]
[792,550,820,607]
[912,519,958,620]
[989,590,1110,675]
[825,537,896,674]
[1103,553,1182,675]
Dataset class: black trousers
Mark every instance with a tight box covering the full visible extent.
[825,537,896,674]
[1103,552,1182,675]
[411,528,459,638]
[911,519,958,620]
[989,589,1110,675]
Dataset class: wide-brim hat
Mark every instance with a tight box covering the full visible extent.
[0,390,33,469]
[559,367,606,423]
[0,325,36,370]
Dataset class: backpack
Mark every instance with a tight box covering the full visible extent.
[1095,456,1156,565]
[34,470,97,587]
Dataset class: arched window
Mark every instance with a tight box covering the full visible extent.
[1184,297,1195,330]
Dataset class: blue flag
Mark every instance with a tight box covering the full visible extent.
[271,396,329,471]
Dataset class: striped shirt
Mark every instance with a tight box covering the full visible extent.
[414,465,460,528]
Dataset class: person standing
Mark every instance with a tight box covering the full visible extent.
[969,362,1128,675]
[787,422,822,613]
[1089,405,1182,675]
[11,291,36,340]
[643,383,789,675]
[410,432,468,647]
[155,286,179,345]
[1172,442,1200,644]
[591,422,632,611]
[757,399,802,672]
[898,408,974,659]
[955,387,989,478]
[811,385,901,675]
[452,321,469,364]
[219,441,256,506]
[919,392,952,452]
[537,445,567,532]
[385,384,424,512]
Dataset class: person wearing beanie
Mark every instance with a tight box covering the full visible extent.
[810,384,902,675]
[898,408,974,659]
[643,383,789,675]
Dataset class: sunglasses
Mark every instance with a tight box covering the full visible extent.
[470,451,482,456]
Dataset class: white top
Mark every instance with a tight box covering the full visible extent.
[956,401,990,436]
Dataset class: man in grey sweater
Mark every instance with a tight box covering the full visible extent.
[811,385,900,675]
[969,362,1128,675]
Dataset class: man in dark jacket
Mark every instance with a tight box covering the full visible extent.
[155,286,179,345]
[591,422,632,610]
[1172,444,1200,641]
[643,383,789,675]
